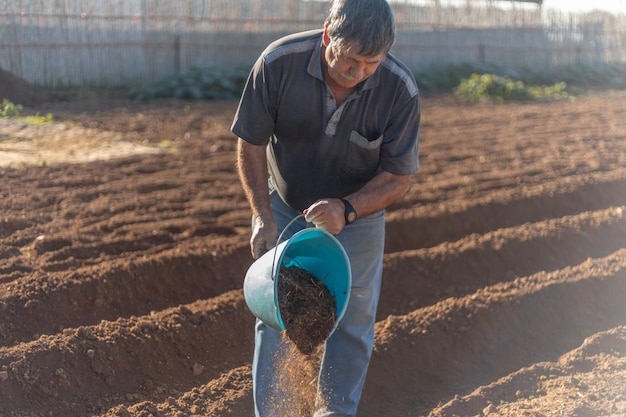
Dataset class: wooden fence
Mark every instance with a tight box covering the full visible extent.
[1,0,624,88]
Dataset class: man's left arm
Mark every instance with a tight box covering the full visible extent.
[305,81,420,233]
[303,170,412,234]
[344,170,412,217]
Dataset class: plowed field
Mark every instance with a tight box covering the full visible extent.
[1,85,625,416]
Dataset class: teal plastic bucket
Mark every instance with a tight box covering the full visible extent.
[243,228,351,335]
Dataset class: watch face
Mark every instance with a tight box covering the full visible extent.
[347,211,357,223]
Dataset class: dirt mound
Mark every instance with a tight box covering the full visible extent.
[0,92,625,417]
[429,326,626,416]
[0,68,54,107]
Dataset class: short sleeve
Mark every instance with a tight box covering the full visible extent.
[231,56,278,145]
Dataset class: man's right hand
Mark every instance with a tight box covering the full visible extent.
[250,215,278,259]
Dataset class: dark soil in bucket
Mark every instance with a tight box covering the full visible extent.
[277,265,337,355]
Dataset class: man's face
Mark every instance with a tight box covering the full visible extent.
[323,28,385,89]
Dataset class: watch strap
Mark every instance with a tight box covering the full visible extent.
[341,198,357,224]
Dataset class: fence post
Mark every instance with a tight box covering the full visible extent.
[174,35,181,74]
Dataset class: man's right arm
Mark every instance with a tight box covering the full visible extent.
[236,138,277,259]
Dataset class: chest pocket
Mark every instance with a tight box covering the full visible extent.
[346,131,383,174]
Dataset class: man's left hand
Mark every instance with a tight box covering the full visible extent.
[303,199,345,234]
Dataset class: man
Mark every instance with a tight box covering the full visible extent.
[232,0,420,415]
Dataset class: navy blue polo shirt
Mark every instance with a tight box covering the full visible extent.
[231,29,420,212]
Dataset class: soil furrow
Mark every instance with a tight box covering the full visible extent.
[101,366,254,417]
[0,290,253,417]
[1,216,623,415]
[91,249,626,417]
[386,171,626,252]
[429,325,626,417]
[380,206,626,320]
[360,249,626,417]
[2,185,623,350]
[0,240,251,346]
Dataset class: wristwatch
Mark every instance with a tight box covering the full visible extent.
[341,198,358,224]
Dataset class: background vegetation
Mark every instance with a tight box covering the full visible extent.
[1,98,54,123]
[126,61,626,103]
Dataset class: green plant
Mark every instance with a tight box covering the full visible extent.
[414,61,626,94]
[1,99,23,118]
[19,113,54,124]
[454,73,568,102]
[1,99,54,123]
[415,62,503,92]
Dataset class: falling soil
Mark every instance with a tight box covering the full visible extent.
[272,342,325,417]
[277,265,337,355]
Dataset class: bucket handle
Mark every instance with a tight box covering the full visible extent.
[270,213,305,281]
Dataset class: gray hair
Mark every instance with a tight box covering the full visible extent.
[325,0,396,57]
